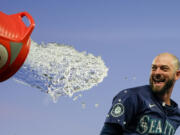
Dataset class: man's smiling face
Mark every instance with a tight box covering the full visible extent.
[149,54,177,95]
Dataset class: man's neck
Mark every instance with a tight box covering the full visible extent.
[160,94,171,105]
[159,87,173,106]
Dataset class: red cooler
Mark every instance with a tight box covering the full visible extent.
[0,11,35,82]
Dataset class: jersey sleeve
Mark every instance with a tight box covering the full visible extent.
[105,90,139,129]
[100,123,123,135]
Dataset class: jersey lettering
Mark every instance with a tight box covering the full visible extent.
[136,115,175,135]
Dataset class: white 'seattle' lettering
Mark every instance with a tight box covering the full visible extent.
[136,115,175,135]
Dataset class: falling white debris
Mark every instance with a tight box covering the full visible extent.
[14,40,108,102]
[72,93,83,101]
[94,103,99,108]
[123,76,136,81]
[73,96,79,101]
[81,102,86,109]
[78,94,82,97]
[13,78,31,87]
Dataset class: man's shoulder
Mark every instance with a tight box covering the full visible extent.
[115,85,151,98]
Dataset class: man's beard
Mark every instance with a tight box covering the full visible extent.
[149,76,175,95]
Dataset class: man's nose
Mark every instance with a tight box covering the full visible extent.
[154,68,162,74]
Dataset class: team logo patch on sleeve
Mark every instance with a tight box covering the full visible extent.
[111,103,124,117]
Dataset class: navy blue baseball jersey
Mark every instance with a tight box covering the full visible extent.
[105,85,180,135]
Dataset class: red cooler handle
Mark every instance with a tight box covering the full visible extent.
[18,12,35,41]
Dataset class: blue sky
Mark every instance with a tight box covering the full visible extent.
[1,0,180,135]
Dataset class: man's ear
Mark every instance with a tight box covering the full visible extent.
[175,70,180,80]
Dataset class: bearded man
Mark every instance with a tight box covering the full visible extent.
[100,53,180,135]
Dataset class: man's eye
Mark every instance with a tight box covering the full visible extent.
[162,68,168,71]
[152,66,157,70]
[160,66,169,71]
